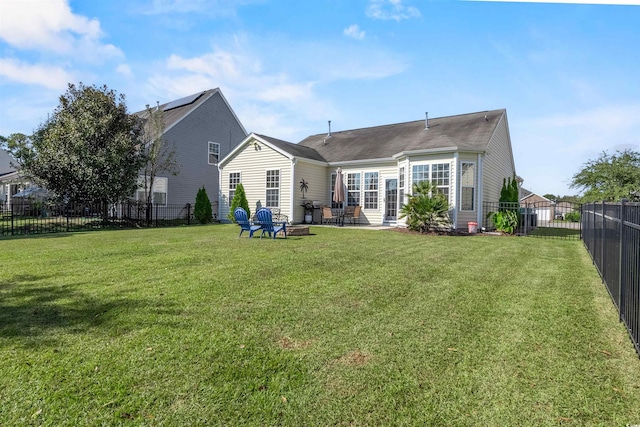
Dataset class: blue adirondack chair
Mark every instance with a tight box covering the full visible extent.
[234,207,261,238]
[256,208,287,239]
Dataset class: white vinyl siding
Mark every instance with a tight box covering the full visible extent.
[482,113,516,203]
[219,138,292,221]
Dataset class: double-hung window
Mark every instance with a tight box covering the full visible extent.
[265,170,280,207]
[347,172,361,206]
[208,142,220,165]
[229,172,241,202]
[460,163,476,211]
[432,163,450,201]
[363,172,378,209]
[136,176,168,206]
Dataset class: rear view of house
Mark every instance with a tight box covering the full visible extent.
[219,109,517,230]
[134,89,247,207]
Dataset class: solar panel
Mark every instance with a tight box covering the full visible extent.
[163,92,205,111]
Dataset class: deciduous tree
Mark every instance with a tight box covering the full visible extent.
[570,150,640,202]
[9,83,145,205]
[138,104,179,206]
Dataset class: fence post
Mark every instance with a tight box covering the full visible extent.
[187,203,191,225]
[155,203,159,227]
[619,199,627,322]
[11,202,14,236]
[601,201,606,282]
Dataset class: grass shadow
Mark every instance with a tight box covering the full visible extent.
[0,274,180,344]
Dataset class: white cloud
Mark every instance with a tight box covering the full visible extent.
[0,0,122,60]
[0,58,71,90]
[116,64,133,77]
[344,24,366,40]
[145,35,409,140]
[366,0,421,21]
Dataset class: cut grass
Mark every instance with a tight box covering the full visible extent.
[1,225,639,426]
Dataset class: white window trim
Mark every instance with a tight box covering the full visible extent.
[346,172,361,207]
[208,141,220,165]
[459,161,476,212]
[136,175,168,207]
[228,171,241,202]
[410,162,451,202]
[363,171,379,210]
[265,169,280,208]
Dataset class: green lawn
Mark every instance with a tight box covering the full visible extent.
[1,225,639,426]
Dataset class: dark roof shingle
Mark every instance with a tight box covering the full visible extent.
[297,109,505,162]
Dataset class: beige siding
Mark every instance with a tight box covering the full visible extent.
[220,137,293,221]
[482,113,516,203]
[294,161,328,223]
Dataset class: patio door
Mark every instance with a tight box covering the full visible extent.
[385,178,398,220]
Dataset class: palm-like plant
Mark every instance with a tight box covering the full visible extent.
[399,181,452,233]
[299,179,309,198]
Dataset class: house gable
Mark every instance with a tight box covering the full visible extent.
[134,89,248,206]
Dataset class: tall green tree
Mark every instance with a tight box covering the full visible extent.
[139,104,179,206]
[228,183,250,223]
[570,150,640,202]
[9,83,145,204]
[194,186,212,224]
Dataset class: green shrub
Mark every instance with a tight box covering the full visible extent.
[228,183,250,223]
[194,186,212,224]
[399,181,452,233]
[487,210,519,234]
[565,211,581,222]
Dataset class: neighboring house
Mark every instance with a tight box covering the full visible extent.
[0,150,18,206]
[520,188,553,223]
[1,89,247,210]
[218,109,517,229]
[134,88,247,207]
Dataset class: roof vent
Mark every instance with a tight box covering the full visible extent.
[425,112,429,130]
[323,120,332,145]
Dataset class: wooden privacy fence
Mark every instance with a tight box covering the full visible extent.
[582,200,640,358]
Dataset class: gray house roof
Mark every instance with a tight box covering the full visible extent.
[255,134,326,162]
[298,109,506,162]
[135,88,247,135]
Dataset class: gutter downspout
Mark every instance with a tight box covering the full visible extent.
[291,157,297,223]
[477,153,484,226]
[453,153,459,229]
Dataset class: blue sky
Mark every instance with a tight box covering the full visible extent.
[1,0,639,197]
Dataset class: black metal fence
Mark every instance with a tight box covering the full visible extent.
[482,200,582,240]
[582,201,640,358]
[0,200,218,237]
